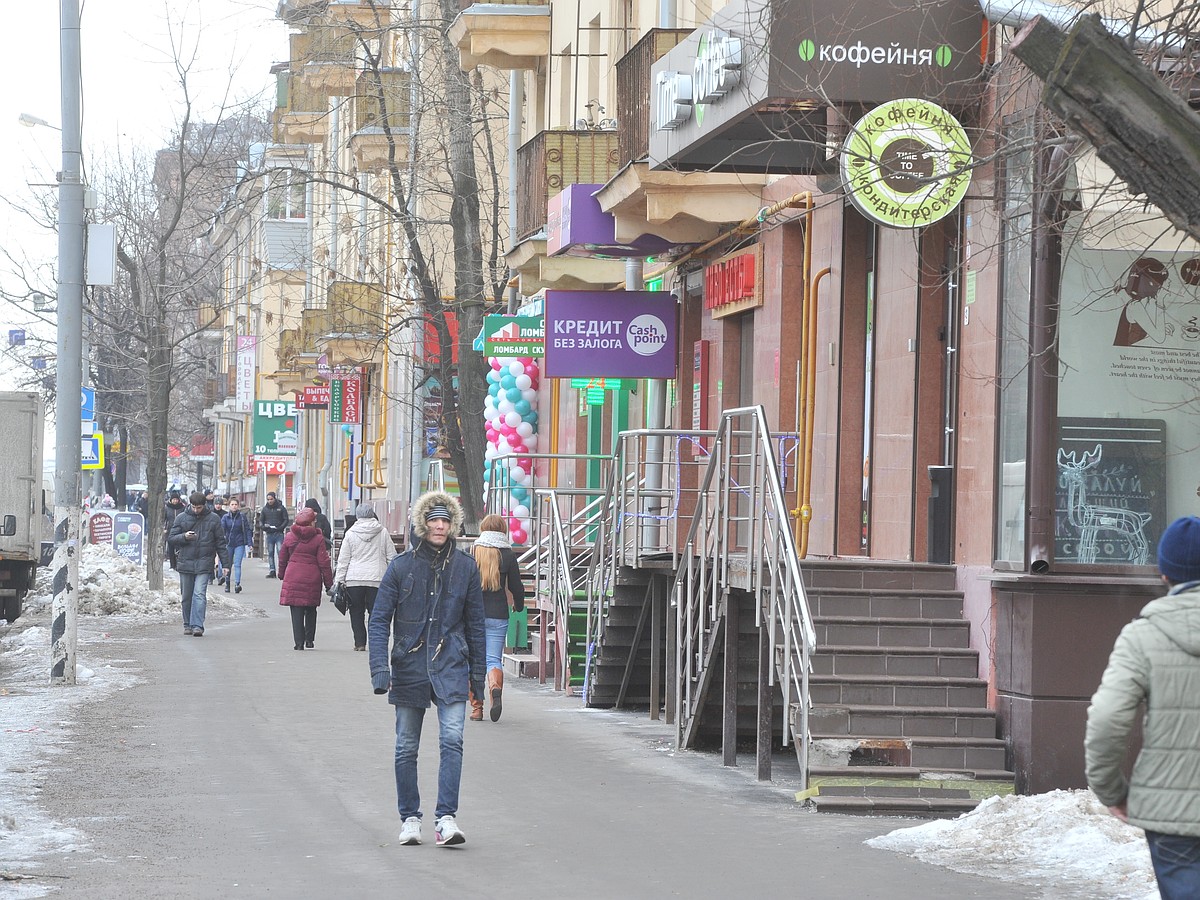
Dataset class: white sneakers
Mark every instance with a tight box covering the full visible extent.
[399,814,466,846]
[434,815,465,846]
[398,816,422,845]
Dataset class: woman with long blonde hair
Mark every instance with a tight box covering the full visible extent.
[470,514,526,721]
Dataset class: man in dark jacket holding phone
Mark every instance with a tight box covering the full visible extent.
[260,491,290,578]
[167,491,231,638]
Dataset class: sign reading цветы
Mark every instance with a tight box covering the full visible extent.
[543,291,678,379]
[840,98,973,229]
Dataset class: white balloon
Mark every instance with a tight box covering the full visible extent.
[523,434,538,449]
[521,389,537,405]
[513,504,530,519]
[516,421,534,438]
[484,445,497,460]
[514,373,532,391]
[508,360,524,377]
[504,411,521,428]
[496,396,515,414]
[496,439,511,455]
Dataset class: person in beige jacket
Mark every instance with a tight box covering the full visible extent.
[334,503,397,650]
[1086,515,1200,900]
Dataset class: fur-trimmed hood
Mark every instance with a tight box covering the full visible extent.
[411,490,464,539]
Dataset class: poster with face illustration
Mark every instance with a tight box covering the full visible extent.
[1058,235,1200,528]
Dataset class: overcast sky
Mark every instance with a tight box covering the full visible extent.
[0,0,288,391]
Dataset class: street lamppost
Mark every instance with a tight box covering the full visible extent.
[51,0,85,685]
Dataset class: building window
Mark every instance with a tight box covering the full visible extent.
[267,169,306,220]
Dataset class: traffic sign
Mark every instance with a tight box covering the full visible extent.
[82,434,105,470]
[81,386,96,421]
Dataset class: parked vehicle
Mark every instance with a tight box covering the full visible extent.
[0,392,45,622]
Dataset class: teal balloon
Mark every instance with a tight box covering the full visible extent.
[515,400,532,417]
[486,369,500,384]
[511,486,529,503]
[500,374,516,389]
[489,383,501,397]
[506,387,523,403]
[526,411,539,426]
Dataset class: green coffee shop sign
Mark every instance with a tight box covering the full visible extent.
[840,98,973,229]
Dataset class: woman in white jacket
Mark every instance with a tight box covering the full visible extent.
[334,503,397,650]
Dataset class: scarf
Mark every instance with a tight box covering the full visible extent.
[473,530,511,550]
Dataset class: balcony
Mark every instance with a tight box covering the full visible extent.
[278,0,395,30]
[278,327,305,368]
[290,27,359,97]
[350,69,412,171]
[273,72,330,144]
[447,1,550,71]
[300,281,388,366]
[617,29,691,166]
[515,130,620,241]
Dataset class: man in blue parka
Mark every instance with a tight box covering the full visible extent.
[369,490,484,848]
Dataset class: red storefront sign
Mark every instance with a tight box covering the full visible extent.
[297,385,331,409]
[704,246,763,318]
[248,455,293,475]
[330,375,362,424]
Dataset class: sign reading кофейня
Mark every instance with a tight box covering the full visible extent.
[543,291,678,379]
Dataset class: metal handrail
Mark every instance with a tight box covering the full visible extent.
[536,488,586,691]
[672,406,816,789]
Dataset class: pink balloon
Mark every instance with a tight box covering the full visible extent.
[517,457,532,470]
[510,529,526,545]
[490,358,501,371]
[518,357,533,366]
[510,441,527,454]
[508,516,521,533]
[486,428,498,443]
[524,363,538,377]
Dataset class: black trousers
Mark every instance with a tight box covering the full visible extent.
[290,606,317,647]
[346,585,379,648]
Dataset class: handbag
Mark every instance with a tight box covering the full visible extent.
[332,582,348,615]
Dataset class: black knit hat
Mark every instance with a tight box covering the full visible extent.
[1158,516,1200,584]
[425,504,452,522]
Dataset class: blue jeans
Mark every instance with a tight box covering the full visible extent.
[394,699,466,820]
[265,531,284,573]
[230,544,247,586]
[1147,831,1200,899]
[485,617,508,672]
[179,572,212,630]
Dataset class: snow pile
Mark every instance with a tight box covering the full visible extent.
[18,543,262,622]
[868,789,1158,898]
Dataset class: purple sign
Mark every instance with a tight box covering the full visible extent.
[112,511,145,565]
[544,290,678,379]
[546,184,675,259]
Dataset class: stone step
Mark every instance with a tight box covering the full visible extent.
[804,766,1014,817]
[799,560,959,593]
[813,616,970,649]
[806,587,964,620]
[810,735,1008,771]
[809,704,998,739]
[808,794,982,818]
[812,645,979,678]
[809,674,988,708]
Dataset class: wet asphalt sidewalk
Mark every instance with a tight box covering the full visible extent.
[15,557,1049,899]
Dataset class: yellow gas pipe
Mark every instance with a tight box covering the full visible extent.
[797,267,831,559]
[789,194,814,553]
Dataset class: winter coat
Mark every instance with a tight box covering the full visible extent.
[304,499,333,550]
[368,491,484,707]
[334,517,396,588]
[163,499,185,534]
[480,547,525,620]
[260,500,290,535]
[221,510,254,548]
[277,523,333,607]
[1086,582,1200,837]
[167,507,231,575]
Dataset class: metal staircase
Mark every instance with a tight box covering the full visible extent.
[672,407,816,785]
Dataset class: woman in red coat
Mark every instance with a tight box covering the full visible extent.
[278,506,334,650]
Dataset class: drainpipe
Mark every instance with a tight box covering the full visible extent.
[508,71,523,314]
[631,257,665,551]
[317,106,339,509]
[1026,138,1078,573]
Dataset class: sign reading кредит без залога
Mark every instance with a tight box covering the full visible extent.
[543,291,678,379]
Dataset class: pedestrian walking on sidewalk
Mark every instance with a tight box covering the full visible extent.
[221,498,254,594]
[304,497,333,553]
[260,491,290,578]
[278,506,333,651]
[471,514,525,722]
[167,491,231,638]
[1087,516,1200,900]
[368,491,485,847]
[333,502,396,651]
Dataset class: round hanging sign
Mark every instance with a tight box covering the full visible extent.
[840,99,973,229]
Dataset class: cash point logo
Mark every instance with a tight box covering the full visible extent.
[627,315,669,356]
[797,39,954,69]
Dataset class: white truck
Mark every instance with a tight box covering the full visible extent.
[0,392,45,622]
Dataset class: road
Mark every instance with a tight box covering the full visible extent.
[15,559,1041,899]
